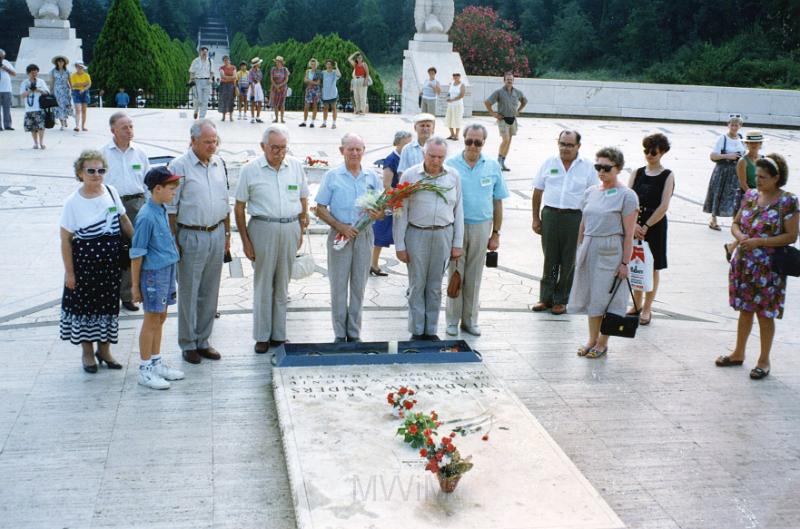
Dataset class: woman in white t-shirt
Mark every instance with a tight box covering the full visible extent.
[60,150,134,373]
[444,72,466,140]
[703,114,746,230]
[19,64,50,149]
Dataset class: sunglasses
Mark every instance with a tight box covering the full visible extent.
[644,148,659,156]
[84,168,107,175]
[594,164,615,173]
[464,139,484,147]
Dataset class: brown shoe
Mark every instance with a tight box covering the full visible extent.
[197,346,221,360]
[531,302,552,312]
[182,349,201,364]
[254,341,269,354]
[550,304,567,315]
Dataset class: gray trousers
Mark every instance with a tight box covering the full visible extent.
[326,226,373,340]
[120,196,145,302]
[177,227,224,351]
[249,219,300,342]
[446,221,492,327]
[0,92,11,129]
[420,97,437,115]
[540,206,582,305]
[405,225,453,336]
[193,79,211,118]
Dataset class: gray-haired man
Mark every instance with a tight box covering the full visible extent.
[394,137,464,340]
[234,126,310,354]
[189,46,214,119]
[0,49,16,131]
[167,120,231,363]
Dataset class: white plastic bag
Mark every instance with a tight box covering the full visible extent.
[629,239,654,292]
[292,230,315,280]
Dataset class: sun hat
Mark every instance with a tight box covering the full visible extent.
[744,130,764,143]
[413,113,435,124]
[75,61,86,69]
[274,55,285,62]
[52,55,69,66]
[251,57,263,66]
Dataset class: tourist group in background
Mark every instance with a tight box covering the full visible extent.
[53,71,797,388]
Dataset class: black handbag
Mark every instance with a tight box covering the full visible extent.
[773,246,800,276]
[600,276,639,338]
[485,251,498,268]
[39,94,58,109]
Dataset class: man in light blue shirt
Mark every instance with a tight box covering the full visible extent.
[444,124,508,336]
[397,113,435,175]
[315,133,384,342]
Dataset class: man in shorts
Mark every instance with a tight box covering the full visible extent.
[320,59,341,129]
[484,72,527,171]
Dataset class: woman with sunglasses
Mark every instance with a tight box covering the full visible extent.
[627,133,675,325]
[59,150,134,373]
[569,147,639,358]
[716,154,798,380]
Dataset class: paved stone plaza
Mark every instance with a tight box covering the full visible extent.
[1,107,799,528]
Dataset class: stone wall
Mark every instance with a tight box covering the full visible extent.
[471,76,800,127]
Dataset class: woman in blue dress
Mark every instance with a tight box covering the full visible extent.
[48,55,73,130]
[370,130,412,276]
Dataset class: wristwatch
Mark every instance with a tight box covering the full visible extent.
[492,230,500,235]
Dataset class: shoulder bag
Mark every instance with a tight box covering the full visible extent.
[772,196,800,276]
[600,276,639,338]
[104,185,131,270]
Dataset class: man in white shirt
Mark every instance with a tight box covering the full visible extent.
[531,130,597,315]
[397,113,435,175]
[234,126,310,354]
[394,137,464,340]
[0,49,17,131]
[188,46,214,119]
[102,111,151,311]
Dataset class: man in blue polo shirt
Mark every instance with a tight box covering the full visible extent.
[444,123,508,336]
[315,133,384,342]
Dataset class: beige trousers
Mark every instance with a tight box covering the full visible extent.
[446,221,492,327]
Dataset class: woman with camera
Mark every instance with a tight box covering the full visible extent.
[569,147,639,359]
[704,114,745,230]
[716,154,798,380]
[19,64,49,149]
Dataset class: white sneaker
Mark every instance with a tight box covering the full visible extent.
[461,324,482,336]
[446,324,458,336]
[250,118,256,123]
[138,365,170,390]
[154,360,185,381]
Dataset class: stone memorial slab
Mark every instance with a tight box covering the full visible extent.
[273,360,625,529]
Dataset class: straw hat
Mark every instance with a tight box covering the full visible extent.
[274,55,285,63]
[744,130,764,143]
[75,61,86,69]
[52,55,69,66]
[251,57,263,67]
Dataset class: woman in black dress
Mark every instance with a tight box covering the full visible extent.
[628,133,675,325]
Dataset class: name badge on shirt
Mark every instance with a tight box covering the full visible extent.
[132,163,142,170]
[288,184,299,191]
[605,188,618,197]
[480,177,492,187]
[550,168,559,174]
[108,206,118,214]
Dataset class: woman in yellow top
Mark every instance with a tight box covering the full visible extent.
[70,62,91,132]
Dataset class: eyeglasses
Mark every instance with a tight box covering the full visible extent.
[594,164,615,173]
[644,148,659,156]
[464,139,484,147]
[269,145,288,152]
[558,142,576,148]
[84,168,107,175]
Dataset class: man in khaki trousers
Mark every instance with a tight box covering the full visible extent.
[444,124,508,336]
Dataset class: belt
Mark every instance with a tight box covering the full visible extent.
[195,77,210,80]
[544,206,581,213]
[120,193,145,201]
[178,220,223,232]
[251,215,299,224]
[409,223,453,231]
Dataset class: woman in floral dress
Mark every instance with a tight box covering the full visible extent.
[716,153,798,379]
[269,56,290,123]
[49,55,72,130]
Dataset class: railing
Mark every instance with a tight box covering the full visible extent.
[88,89,402,114]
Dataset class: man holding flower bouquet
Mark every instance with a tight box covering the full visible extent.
[394,137,464,340]
[315,133,384,342]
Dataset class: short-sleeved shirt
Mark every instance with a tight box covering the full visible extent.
[19,79,49,112]
[115,92,130,107]
[189,57,213,79]
[166,150,230,226]
[129,199,180,270]
[219,64,236,83]
[446,153,508,224]
[486,86,527,117]
[60,185,126,239]
[397,141,424,174]
[421,79,440,100]
[102,141,151,197]
[70,71,91,90]
[532,156,597,210]
[321,70,341,100]
[315,164,383,225]
[237,70,250,88]
[712,134,745,155]
[0,60,16,92]
[235,155,309,218]
[581,185,639,237]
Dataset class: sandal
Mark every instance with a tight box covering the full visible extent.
[715,355,744,367]
[708,222,721,231]
[750,366,770,380]
[585,346,607,359]
[639,312,651,325]
[577,344,595,357]
[724,243,733,262]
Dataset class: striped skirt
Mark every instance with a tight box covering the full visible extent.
[60,234,122,344]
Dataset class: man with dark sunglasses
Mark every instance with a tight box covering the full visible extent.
[530,130,597,315]
[443,123,508,337]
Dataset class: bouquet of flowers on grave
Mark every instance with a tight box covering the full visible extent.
[304,155,329,167]
[332,178,453,250]
[396,410,442,449]
[386,386,417,418]
[420,431,474,493]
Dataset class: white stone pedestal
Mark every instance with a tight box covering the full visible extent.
[402,33,472,117]
[12,18,83,105]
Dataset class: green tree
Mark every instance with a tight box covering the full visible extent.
[548,1,597,70]
[0,0,33,60]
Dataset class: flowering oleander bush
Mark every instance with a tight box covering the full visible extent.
[396,411,442,449]
[451,6,530,77]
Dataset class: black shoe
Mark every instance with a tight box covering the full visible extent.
[121,301,139,311]
[82,360,98,373]
[423,334,441,341]
[269,339,287,348]
[309,123,315,128]
[346,336,362,343]
[299,122,307,127]
[334,337,347,343]
[370,267,389,276]
[411,334,425,340]
[4,127,13,131]
[95,351,122,369]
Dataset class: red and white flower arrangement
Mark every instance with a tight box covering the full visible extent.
[420,431,474,493]
[386,386,417,418]
[396,410,441,449]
